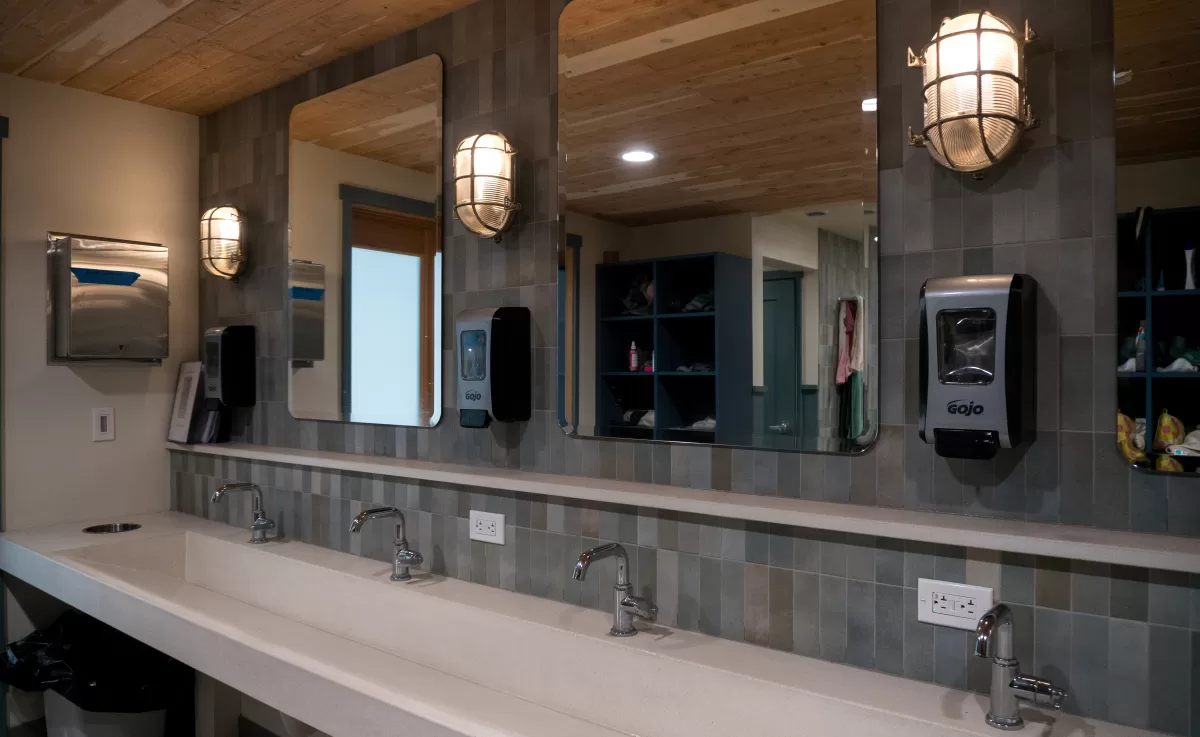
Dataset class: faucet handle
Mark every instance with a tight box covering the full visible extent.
[251,515,275,531]
[1011,675,1067,710]
[620,595,658,623]
[397,549,423,567]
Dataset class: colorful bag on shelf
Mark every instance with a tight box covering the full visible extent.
[1153,409,1185,451]
[1117,413,1147,463]
[1156,454,1184,473]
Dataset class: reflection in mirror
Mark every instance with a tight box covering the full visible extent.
[287,55,443,427]
[557,0,878,453]
[1113,0,1200,472]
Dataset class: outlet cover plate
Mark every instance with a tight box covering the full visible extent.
[917,579,993,630]
[469,510,505,545]
[92,407,115,442]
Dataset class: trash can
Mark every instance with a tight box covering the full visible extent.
[0,610,192,737]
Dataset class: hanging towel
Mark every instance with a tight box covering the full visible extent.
[836,300,857,385]
[843,371,865,439]
[849,297,865,374]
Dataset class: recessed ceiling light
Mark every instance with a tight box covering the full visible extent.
[620,149,656,163]
[861,97,878,112]
[806,210,828,217]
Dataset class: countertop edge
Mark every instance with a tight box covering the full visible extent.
[167,442,1200,574]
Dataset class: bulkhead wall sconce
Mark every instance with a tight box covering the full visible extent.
[908,12,1036,175]
[200,205,246,280]
[454,132,519,241]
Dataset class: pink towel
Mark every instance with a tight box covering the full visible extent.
[836,300,857,385]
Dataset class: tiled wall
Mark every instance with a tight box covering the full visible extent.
[182,0,1200,732]
[172,451,1200,734]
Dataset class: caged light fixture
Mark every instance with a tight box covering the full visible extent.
[199,205,246,280]
[907,11,1037,175]
[454,132,520,241]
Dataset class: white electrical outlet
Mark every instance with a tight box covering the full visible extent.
[469,510,505,544]
[917,579,993,630]
[92,408,115,442]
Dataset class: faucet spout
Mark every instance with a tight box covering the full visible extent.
[974,603,1013,660]
[572,542,628,585]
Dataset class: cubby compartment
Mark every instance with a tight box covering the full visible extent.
[597,375,655,439]
[596,261,655,319]
[658,314,714,373]
[592,252,751,445]
[656,255,715,315]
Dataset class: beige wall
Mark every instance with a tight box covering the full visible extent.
[1,73,198,530]
[1,71,198,725]
[1117,157,1200,211]
[287,140,437,420]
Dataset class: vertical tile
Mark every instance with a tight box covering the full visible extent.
[1111,566,1149,621]
[1060,431,1094,526]
[1070,613,1109,721]
[1070,560,1110,616]
[1000,553,1036,605]
[934,628,967,690]
[903,587,936,682]
[793,571,820,657]
[846,580,875,669]
[875,538,905,587]
[820,575,848,663]
[678,552,700,630]
[698,556,722,637]
[1149,625,1191,736]
[794,528,821,573]
[768,566,793,652]
[1060,337,1094,431]
[1148,569,1192,628]
[768,525,794,569]
[744,563,770,646]
[1034,607,1072,690]
[656,549,679,627]
[875,584,905,676]
[1035,557,1072,611]
[1192,632,1200,737]
[1108,619,1150,729]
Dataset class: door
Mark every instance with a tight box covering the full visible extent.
[762,271,803,446]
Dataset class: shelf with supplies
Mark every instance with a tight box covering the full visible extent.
[1116,206,1200,465]
[593,252,750,445]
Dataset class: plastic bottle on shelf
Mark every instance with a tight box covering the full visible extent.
[629,342,639,372]
[1135,322,1146,372]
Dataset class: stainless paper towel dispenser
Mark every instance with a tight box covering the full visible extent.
[288,260,325,364]
[47,233,169,363]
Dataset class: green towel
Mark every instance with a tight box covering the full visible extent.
[843,372,865,440]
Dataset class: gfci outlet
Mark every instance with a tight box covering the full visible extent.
[469,510,505,544]
[917,579,993,630]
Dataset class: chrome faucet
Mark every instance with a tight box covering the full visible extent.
[211,482,275,544]
[349,507,423,581]
[974,604,1067,730]
[573,543,658,636]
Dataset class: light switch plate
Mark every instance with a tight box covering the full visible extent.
[917,578,992,630]
[92,408,115,442]
[469,510,505,544]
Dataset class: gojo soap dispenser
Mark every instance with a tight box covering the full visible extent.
[919,275,1037,460]
[456,307,531,428]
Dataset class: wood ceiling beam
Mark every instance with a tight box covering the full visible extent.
[559,0,848,79]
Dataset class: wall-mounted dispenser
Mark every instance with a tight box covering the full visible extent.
[919,275,1036,460]
[47,233,169,363]
[456,307,531,428]
[288,260,325,364]
[203,326,256,409]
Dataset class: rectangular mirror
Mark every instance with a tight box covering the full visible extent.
[287,55,443,427]
[1113,0,1200,471]
[557,0,878,453]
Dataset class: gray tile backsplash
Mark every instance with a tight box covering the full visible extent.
[180,0,1199,732]
[171,451,1200,732]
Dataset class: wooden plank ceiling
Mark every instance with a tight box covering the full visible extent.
[290,54,441,174]
[559,0,877,226]
[1114,0,1200,165]
[0,0,471,116]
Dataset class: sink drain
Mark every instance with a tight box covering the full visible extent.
[82,523,142,534]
